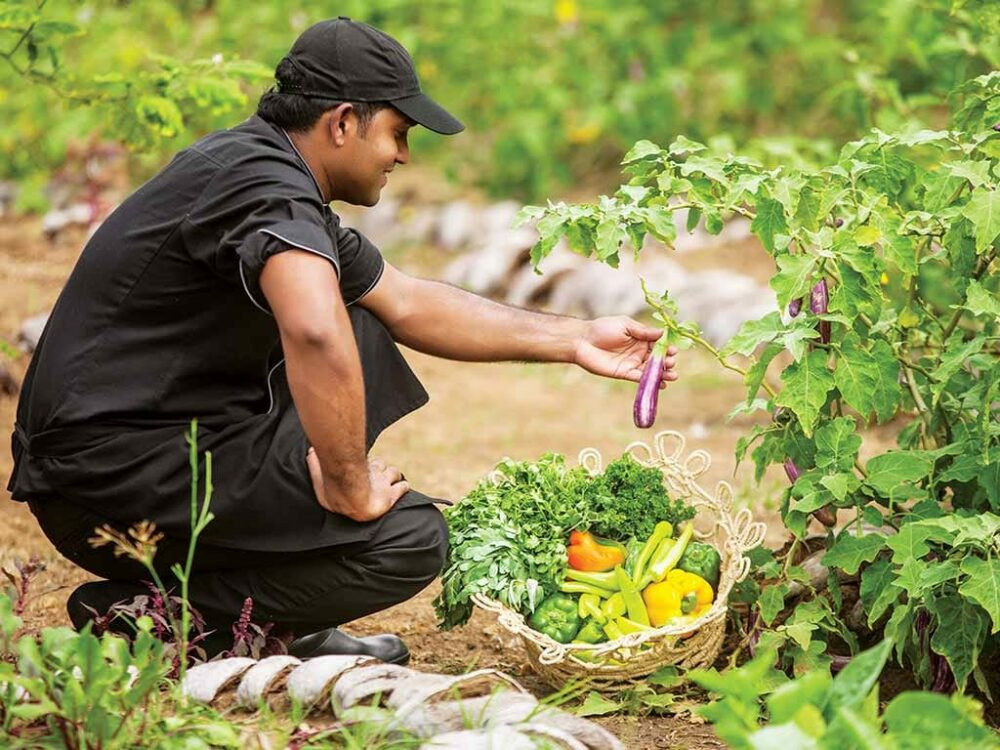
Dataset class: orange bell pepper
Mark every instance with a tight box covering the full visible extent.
[567,530,627,572]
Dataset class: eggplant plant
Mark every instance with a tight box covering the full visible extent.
[518,70,1000,694]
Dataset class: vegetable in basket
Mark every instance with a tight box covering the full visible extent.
[643,570,714,627]
[614,565,650,626]
[577,593,605,622]
[566,530,626,571]
[573,618,607,644]
[631,521,673,586]
[675,541,721,590]
[529,593,582,643]
[643,522,695,586]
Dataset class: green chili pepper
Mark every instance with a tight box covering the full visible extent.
[603,620,626,641]
[602,592,627,620]
[578,593,606,622]
[528,593,582,643]
[560,580,614,598]
[643,522,695,586]
[573,618,608,644]
[614,565,650,626]
[676,541,722,590]
[631,521,673,587]
[565,568,618,590]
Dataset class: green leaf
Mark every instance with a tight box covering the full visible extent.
[820,472,861,502]
[642,207,677,245]
[668,135,707,157]
[748,723,820,750]
[622,140,662,164]
[885,522,947,564]
[770,254,817,307]
[947,160,993,189]
[823,533,887,575]
[814,417,862,473]
[885,691,999,749]
[931,333,986,401]
[828,705,892,750]
[775,350,835,437]
[834,335,901,424]
[753,197,789,254]
[745,343,783,402]
[759,583,789,626]
[865,451,935,498]
[928,594,987,692]
[722,312,786,357]
[963,279,1000,318]
[574,690,622,716]
[895,558,960,597]
[766,669,832,724]
[958,557,1000,633]
[860,558,900,625]
[961,188,1000,253]
[825,639,893,718]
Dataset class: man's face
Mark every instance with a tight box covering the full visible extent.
[328,106,414,206]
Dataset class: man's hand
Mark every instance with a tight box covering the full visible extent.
[573,316,678,386]
[306,449,410,522]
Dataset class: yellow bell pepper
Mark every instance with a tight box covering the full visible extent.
[642,569,714,627]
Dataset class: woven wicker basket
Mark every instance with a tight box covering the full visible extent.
[472,430,766,691]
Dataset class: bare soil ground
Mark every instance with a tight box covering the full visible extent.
[0,213,900,749]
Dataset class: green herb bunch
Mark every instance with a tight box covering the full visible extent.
[434,452,694,629]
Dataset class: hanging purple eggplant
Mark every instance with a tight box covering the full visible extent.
[633,339,669,429]
[783,459,801,483]
[788,298,803,318]
[810,278,831,344]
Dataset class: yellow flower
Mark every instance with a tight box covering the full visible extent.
[555,0,578,26]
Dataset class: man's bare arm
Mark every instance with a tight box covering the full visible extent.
[259,250,406,521]
[360,263,587,363]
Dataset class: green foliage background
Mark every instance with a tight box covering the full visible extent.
[1,0,998,206]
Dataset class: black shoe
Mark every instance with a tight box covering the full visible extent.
[288,627,410,665]
[66,580,150,635]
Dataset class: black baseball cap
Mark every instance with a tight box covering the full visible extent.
[278,17,464,136]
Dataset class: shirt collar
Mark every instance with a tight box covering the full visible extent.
[278,127,328,203]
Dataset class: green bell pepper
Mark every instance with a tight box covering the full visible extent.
[676,541,722,590]
[573,618,608,644]
[528,593,582,643]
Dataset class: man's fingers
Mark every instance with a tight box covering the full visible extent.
[626,319,663,342]
[394,480,410,499]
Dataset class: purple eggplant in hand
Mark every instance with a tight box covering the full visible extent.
[810,278,831,344]
[633,340,668,428]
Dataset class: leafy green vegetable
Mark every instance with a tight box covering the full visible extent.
[434,452,695,629]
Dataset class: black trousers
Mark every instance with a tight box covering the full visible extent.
[29,494,448,647]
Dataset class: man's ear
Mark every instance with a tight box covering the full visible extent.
[325,103,355,146]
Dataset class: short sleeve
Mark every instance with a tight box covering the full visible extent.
[327,214,385,305]
[182,157,341,314]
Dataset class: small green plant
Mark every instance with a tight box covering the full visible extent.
[690,640,999,749]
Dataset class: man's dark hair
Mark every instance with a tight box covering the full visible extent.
[257,58,389,135]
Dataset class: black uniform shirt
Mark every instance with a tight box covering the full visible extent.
[8,115,434,551]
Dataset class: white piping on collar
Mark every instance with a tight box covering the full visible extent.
[280,128,327,202]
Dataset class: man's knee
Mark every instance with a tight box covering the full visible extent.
[365,503,449,583]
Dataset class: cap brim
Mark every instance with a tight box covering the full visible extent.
[391,92,464,135]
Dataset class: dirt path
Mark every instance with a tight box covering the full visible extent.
[0,217,889,748]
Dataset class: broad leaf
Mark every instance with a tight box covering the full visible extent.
[865,451,935,498]
[825,639,893,718]
[961,187,1000,252]
[958,557,1000,634]
[860,558,900,625]
[928,594,987,692]
[752,197,788,253]
[775,349,835,436]
[823,533,887,575]
[963,279,1000,318]
[834,335,901,424]
[814,417,861,473]
[770,253,817,307]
